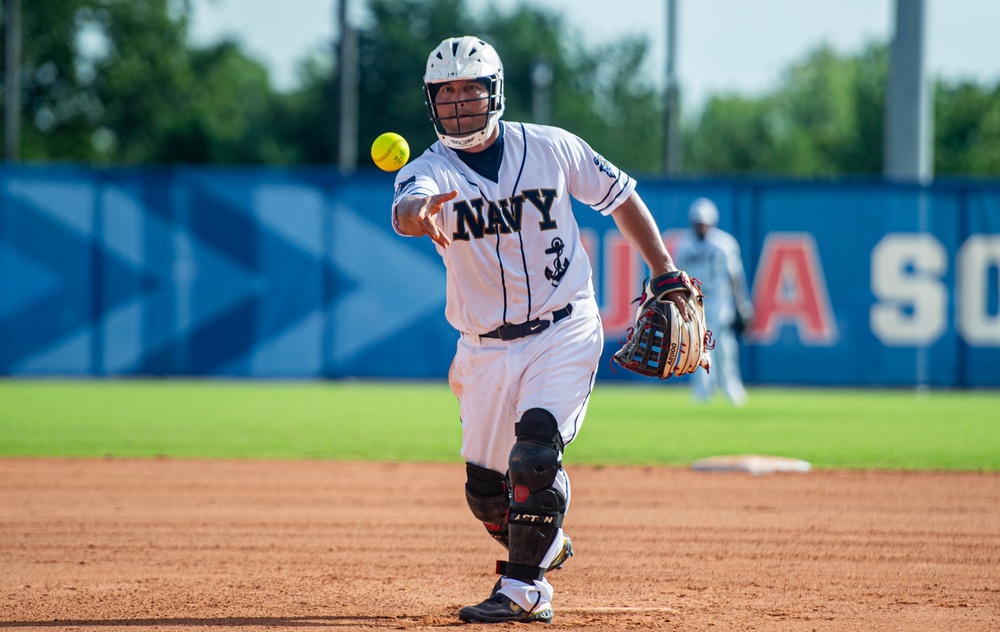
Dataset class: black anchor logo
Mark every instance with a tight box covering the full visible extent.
[545,237,570,286]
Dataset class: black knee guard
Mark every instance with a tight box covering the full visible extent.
[465,463,510,547]
[501,408,567,583]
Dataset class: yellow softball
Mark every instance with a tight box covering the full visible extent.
[370,132,410,172]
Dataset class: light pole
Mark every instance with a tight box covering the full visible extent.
[663,0,680,175]
[531,58,553,125]
[336,0,358,172]
[884,0,932,182]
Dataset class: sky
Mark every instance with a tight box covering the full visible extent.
[189,0,1000,114]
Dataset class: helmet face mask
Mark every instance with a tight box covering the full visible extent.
[424,77,500,143]
[423,37,505,150]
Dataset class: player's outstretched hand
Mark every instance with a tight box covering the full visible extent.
[397,190,458,248]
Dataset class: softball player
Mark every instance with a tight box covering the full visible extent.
[391,35,692,624]
[673,198,754,406]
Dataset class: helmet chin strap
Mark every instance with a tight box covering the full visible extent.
[438,116,500,151]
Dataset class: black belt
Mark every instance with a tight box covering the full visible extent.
[480,304,574,341]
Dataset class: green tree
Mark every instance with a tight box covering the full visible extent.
[268,53,336,165]
[682,40,1000,178]
[13,0,96,161]
[935,80,1000,176]
[90,0,284,164]
[151,40,285,164]
[684,42,887,177]
[8,0,281,164]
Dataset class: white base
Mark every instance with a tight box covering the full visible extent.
[691,455,812,475]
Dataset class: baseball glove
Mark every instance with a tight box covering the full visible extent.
[612,271,713,379]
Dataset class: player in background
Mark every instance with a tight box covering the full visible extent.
[390,36,694,624]
[672,197,754,406]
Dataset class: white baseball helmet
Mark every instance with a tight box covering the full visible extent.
[688,197,719,226]
[423,36,505,150]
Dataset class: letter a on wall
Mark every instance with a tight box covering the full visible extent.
[749,233,838,345]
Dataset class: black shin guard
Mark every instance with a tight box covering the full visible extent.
[465,463,510,547]
[502,408,566,583]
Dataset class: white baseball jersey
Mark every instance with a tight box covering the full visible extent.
[392,121,636,335]
[673,227,747,327]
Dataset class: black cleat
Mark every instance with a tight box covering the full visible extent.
[458,593,553,624]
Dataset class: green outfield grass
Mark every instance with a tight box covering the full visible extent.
[0,379,997,471]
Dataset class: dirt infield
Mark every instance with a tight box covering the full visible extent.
[2,458,998,631]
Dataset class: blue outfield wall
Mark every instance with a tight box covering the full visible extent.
[1,165,999,386]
